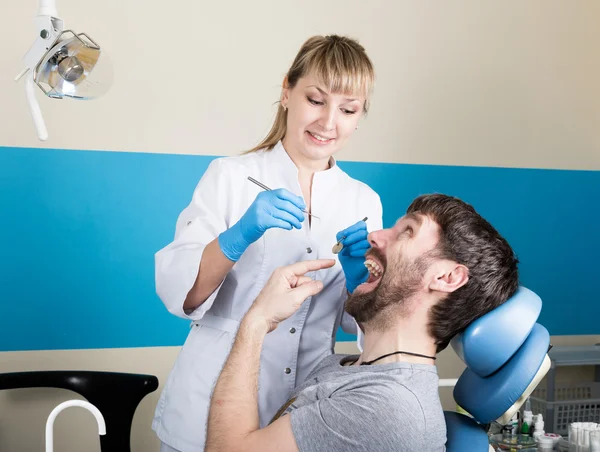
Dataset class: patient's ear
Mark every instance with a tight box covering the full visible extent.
[428,261,469,293]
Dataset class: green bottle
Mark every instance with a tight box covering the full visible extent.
[522,397,533,435]
[521,411,533,434]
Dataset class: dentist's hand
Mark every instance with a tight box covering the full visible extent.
[218,189,306,261]
[245,259,336,333]
[336,220,371,293]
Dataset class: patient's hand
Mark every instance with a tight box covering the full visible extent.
[245,259,335,333]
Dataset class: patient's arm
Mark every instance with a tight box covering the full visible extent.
[205,317,300,452]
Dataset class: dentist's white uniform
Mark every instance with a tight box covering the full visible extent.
[152,142,383,452]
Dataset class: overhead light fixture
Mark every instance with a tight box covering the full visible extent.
[15,0,112,141]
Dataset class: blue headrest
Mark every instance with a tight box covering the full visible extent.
[454,322,550,423]
[451,286,542,377]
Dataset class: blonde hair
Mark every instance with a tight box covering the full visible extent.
[246,35,375,154]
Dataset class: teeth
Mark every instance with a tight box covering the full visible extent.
[309,131,330,142]
[364,259,383,278]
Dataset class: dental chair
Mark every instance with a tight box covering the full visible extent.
[443,286,550,451]
[0,370,159,452]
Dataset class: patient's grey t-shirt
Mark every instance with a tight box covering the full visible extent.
[277,354,446,452]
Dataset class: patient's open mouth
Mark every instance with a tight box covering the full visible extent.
[364,258,384,285]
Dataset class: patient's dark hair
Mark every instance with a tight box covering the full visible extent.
[407,194,520,353]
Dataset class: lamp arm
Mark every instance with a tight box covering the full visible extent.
[38,0,58,17]
[25,71,48,141]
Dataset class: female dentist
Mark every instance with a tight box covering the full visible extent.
[152,34,383,452]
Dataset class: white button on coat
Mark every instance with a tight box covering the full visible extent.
[152,142,383,452]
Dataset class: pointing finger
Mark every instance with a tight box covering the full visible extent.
[284,259,336,277]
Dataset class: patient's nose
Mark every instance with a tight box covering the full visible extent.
[368,228,393,250]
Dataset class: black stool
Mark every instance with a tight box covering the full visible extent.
[0,370,159,452]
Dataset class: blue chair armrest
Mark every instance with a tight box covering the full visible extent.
[444,411,490,452]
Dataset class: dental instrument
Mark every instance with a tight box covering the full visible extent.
[247,177,320,219]
[332,217,368,254]
[15,0,113,141]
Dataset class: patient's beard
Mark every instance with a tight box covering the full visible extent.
[345,253,430,331]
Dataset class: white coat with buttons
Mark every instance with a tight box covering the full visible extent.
[152,141,383,452]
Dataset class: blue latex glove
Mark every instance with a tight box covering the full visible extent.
[336,220,371,293]
[218,189,306,261]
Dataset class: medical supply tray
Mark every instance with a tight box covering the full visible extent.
[530,382,600,435]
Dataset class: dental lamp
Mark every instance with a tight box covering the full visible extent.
[15,0,112,141]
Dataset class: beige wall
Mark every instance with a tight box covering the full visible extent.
[2,0,600,451]
[2,1,599,170]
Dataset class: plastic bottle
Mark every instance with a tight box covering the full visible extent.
[522,410,533,435]
[510,413,519,435]
[502,423,513,440]
[533,414,545,441]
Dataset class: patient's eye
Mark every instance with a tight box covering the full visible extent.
[397,225,412,240]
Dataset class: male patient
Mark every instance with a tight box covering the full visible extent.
[205,194,519,452]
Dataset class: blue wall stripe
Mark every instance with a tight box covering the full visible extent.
[0,146,598,352]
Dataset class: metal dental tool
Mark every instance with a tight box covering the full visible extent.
[247,176,320,219]
[332,217,369,254]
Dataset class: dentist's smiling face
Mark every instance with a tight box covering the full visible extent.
[345,213,443,326]
[281,74,365,163]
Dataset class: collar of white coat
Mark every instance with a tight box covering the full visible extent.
[270,140,343,187]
